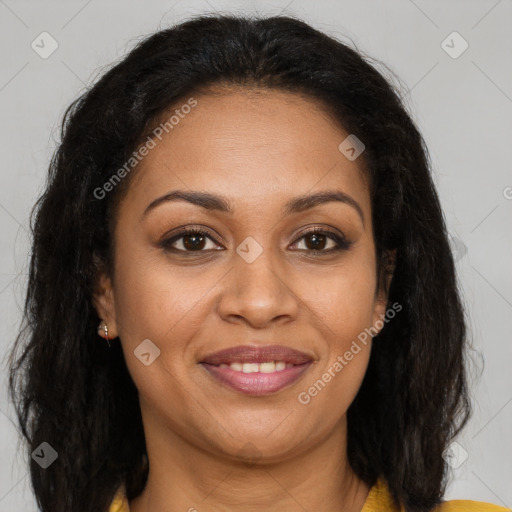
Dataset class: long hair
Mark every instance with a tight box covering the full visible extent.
[7,13,472,512]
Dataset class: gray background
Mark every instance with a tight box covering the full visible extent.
[0,0,511,510]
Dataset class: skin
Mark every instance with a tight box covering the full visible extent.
[94,86,395,512]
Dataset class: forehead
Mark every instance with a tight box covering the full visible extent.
[121,87,371,220]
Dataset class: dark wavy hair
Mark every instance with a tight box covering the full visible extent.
[7,12,473,512]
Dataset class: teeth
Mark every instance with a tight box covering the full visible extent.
[242,363,259,373]
[259,362,276,373]
[219,361,293,373]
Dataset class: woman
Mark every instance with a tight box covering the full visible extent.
[8,13,508,512]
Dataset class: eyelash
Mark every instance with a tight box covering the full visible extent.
[160,226,352,255]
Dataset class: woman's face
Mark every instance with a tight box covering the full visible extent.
[96,87,391,463]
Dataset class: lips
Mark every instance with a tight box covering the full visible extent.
[200,345,313,366]
[199,345,314,396]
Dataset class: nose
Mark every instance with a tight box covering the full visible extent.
[216,245,299,329]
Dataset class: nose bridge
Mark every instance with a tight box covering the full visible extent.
[234,235,285,299]
[218,235,298,326]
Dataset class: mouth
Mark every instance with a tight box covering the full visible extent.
[199,345,314,396]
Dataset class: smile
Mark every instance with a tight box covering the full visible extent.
[200,360,312,396]
[219,361,294,373]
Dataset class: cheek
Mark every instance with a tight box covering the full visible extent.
[112,250,224,403]
[112,240,208,343]
[295,286,373,421]
[292,260,376,407]
[111,255,208,414]
[298,258,378,344]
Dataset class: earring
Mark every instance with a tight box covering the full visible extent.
[98,322,111,348]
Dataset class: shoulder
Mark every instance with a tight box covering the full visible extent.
[433,499,510,512]
[363,478,510,512]
[109,484,130,512]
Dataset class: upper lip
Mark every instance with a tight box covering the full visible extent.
[200,345,314,365]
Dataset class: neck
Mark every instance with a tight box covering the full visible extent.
[129,403,370,512]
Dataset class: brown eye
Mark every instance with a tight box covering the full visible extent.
[181,232,207,251]
[292,228,352,253]
[160,226,351,255]
[161,229,222,252]
[304,232,329,251]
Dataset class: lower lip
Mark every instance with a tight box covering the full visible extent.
[200,362,312,396]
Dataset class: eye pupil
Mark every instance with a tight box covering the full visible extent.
[165,228,348,254]
[305,233,326,250]
[183,233,206,250]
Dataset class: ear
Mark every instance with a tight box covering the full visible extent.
[92,269,118,339]
[372,249,397,334]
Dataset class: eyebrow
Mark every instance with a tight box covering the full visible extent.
[142,189,365,226]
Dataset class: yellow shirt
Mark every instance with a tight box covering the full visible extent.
[109,478,510,512]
